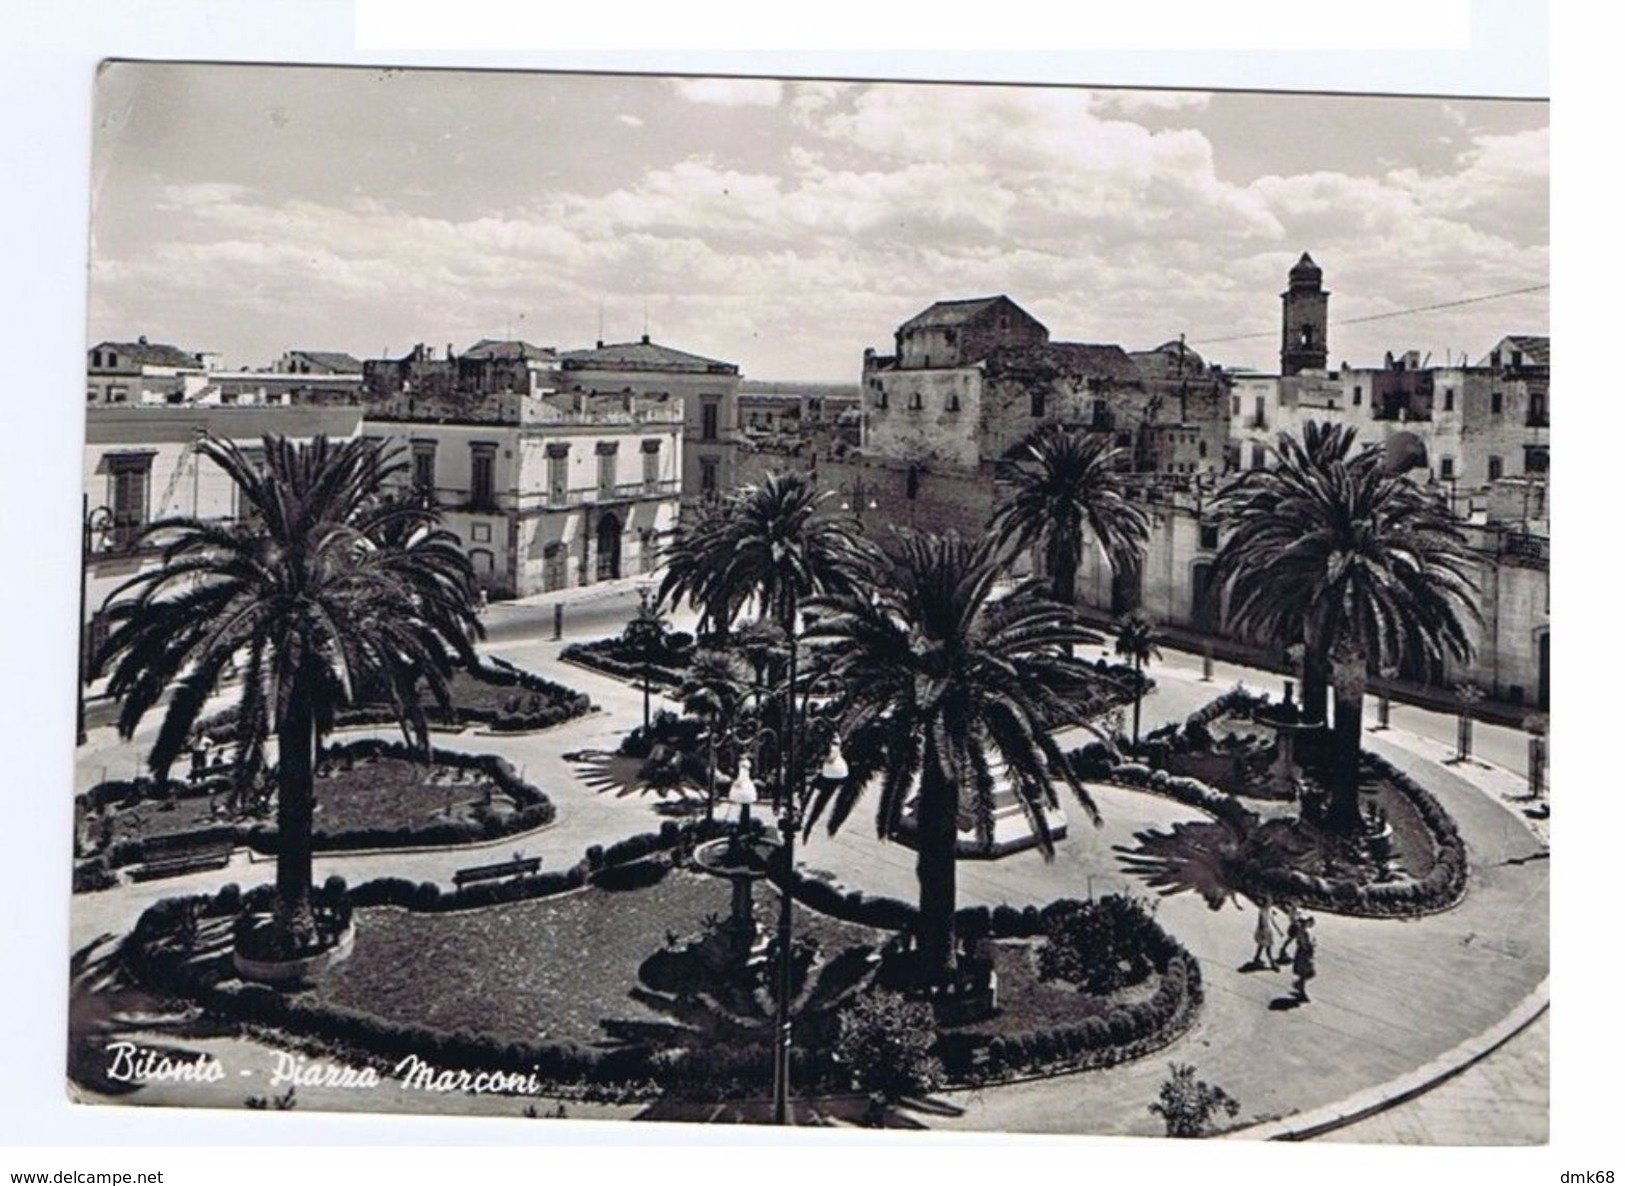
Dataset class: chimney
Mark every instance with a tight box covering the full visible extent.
[641,333,650,345]
[596,340,605,350]
[138,335,148,345]
[447,342,454,361]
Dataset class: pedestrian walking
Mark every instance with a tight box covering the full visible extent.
[1250,896,1281,971]
[1291,916,1318,1001]
[1276,902,1304,967]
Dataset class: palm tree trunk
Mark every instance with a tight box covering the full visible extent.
[1301,650,1329,728]
[274,669,318,948]
[1131,656,1144,748]
[1326,646,1367,834]
[914,760,960,984]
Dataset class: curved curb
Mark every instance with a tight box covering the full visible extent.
[1221,977,1549,1141]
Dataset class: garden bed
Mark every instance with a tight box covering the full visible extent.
[200,656,591,739]
[1070,720,1469,920]
[78,739,555,874]
[558,635,694,688]
[116,819,1203,1099]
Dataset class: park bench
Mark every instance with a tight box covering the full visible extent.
[130,831,236,881]
[453,855,541,888]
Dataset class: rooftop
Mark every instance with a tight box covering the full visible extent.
[461,339,557,363]
[286,350,364,373]
[90,339,205,370]
[898,296,1027,333]
[560,336,737,374]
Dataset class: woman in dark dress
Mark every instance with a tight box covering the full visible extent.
[1291,916,1317,1001]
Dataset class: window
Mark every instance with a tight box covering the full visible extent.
[701,399,719,441]
[1231,395,1241,417]
[1524,445,1549,474]
[596,442,619,498]
[109,386,128,404]
[1031,391,1046,418]
[545,448,569,505]
[1252,396,1266,429]
[1200,522,1220,550]
[86,389,96,403]
[1527,390,1548,426]
[92,350,102,368]
[1352,385,1362,407]
[700,456,719,496]
[875,387,888,409]
[946,391,961,412]
[470,522,492,543]
[1491,390,1503,415]
[908,391,924,411]
[1251,443,1266,470]
[469,443,496,510]
[543,541,567,592]
[1440,457,1455,480]
[1198,439,1208,459]
[1443,388,1455,412]
[1489,455,1504,481]
[107,352,118,368]
[411,441,437,505]
[106,453,153,549]
[642,440,661,493]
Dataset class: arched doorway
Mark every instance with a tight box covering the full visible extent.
[596,512,622,582]
[1190,561,1219,633]
[1110,560,1142,617]
[1538,631,1549,711]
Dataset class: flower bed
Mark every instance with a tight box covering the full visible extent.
[80,740,555,872]
[1067,741,1468,919]
[200,657,592,740]
[558,635,693,688]
[117,818,1202,1098]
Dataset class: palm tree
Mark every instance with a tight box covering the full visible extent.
[622,596,671,730]
[990,425,1149,610]
[1113,611,1162,748]
[657,510,743,641]
[95,434,482,950]
[804,531,1110,984]
[673,470,879,636]
[678,648,751,822]
[1209,422,1478,831]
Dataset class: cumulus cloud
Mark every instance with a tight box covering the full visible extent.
[90,77,1546,378]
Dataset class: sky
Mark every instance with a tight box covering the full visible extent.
[88,63,1548,380]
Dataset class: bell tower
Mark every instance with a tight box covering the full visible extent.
[1280,252,1329,375]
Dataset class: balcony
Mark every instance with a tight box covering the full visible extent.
[537,479,682,511]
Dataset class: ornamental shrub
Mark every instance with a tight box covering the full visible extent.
[1149,1062,1241,1137]
[833,989,943,1101]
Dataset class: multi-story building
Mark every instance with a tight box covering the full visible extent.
[557,336,740,508]
[86,338,218,405]
[860,296,1230,477]
[80,402,367,683]
[358,340,684,598]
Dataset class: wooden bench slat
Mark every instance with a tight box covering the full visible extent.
[453,857,541,887]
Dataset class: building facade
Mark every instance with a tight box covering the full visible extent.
[358,341,684,598]
[81,402,367,670]
[557,337,741,509]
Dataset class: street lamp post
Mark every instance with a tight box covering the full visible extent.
[734,647,849,1126]
[77,498,116,746]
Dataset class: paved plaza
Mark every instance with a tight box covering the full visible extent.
[69,584,1551,1141]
